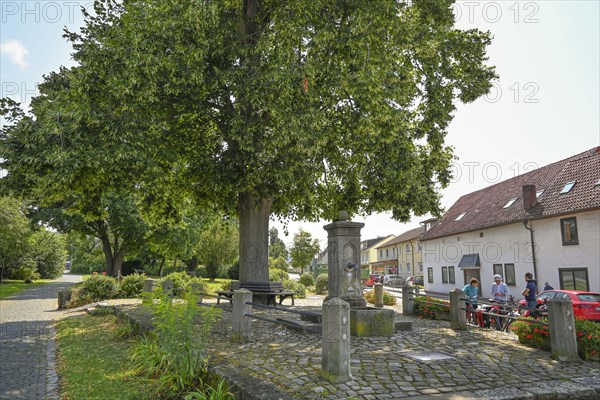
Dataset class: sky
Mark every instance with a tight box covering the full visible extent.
[1,1,599,250]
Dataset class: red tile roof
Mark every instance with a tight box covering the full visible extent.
[421,147,600,241]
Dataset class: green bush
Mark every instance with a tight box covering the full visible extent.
[119,273,145,298]
[298,272,315,287]
[282,279,306,299]
[414,296,450,319]
[9,264,40,282]
[269,268,289,282]
[226,261,239,280]
[29,229,67,279]
[161,272,208,297]
[315,273,328,295]
[132,290,221,398]
[82,274,119,301]
[364,290,397,306]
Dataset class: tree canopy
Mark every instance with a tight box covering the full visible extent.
[1,0,496,283]
[290,229,321,275]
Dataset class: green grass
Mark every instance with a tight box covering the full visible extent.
[202,278,230,294]
[0,279,52,299]
[56,314,158,400]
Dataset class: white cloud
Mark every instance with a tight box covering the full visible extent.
[0,40,29,70]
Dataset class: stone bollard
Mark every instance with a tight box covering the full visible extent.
[450,289,467,330]
[161,280,174,300]
[58,290,72,309]
[322,298,352,384]
[402,285,414,316]
[232,289,253,343]
[548,298,581,362]
[374,283,384,308]
[143,278,155,293]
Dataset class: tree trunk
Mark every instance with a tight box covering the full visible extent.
[158,256,165,277]
[100,235,125,278]
[238,192,273,283]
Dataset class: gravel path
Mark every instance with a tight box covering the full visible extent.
[0,272,83,400]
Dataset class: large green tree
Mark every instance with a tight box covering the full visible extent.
[3,0,496,283]
[0,196,31,282]
[290,229,321,275]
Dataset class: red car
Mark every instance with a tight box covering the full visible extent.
[519,290,600,321]
[362,274,380,287]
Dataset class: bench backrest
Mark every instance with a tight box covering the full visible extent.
[230,281,283,292]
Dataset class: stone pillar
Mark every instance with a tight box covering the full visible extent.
[232,289,253,343]
[143,278,155,293]
[402,285,414,316]
[374,283,384,308]
[322,298,352,383]
[161,280,174,298]
[450,289,466,330]
[548,298,580,362]
[323,214,366,308]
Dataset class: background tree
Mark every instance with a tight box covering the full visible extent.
[269,228,289,261]
[29,229,67,279]
[290,229,321,275]
[2,1,496,284]
[196,216,239,281]
[0,196,32,282]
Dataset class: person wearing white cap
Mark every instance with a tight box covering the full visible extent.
[490,274,510,303]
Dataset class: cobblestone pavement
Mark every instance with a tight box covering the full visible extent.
[0,273,83,400]
[201,295,600,400]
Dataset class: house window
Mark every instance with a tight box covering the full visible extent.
[448,266,455,284]
[428,267,433,283]
[559,268,589,291]
[493,264,503,276]
[560,181,576,194]
[406,244,410,253]
[386,249,389,258]
[560,217,579,245]
[455,212,466,221]
[417,242,422,251]
[418,262,423,272]
[442,267,448,283]
[504,264,516,286]
[392,247,396,257]
[380,250,383,258]
[503,197,518,208]
[398,246,401,255]
[536,189,545,198]
[406,263,411,273]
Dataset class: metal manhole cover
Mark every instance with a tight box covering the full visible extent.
[406,352,454,361]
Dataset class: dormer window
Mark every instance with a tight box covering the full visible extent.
[560,181,576,194]
[503,197,518,209]
[454,212,466,221]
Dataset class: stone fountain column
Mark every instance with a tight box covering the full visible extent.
[324,212,366,308]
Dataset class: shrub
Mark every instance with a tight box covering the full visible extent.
[226,261,239,280]
[282,279,306,299]
[29,229,67,279]
[575,318,600,360]
[81,275,119,302]
[269,268,289,282]
[364,290,397,306]
[315,274,328,295]
[132,289,221,398]
[414,296,450,320]
[160,272,208,297]
[298,272,315,287]
[119,273,145,298]
[9,264,39,282]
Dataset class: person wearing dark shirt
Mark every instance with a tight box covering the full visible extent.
[522,272,538,309]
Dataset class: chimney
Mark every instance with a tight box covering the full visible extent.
[522,184,537,211]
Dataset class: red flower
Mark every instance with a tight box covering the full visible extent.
[526,334,533,339]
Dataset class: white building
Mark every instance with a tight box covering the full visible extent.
[421,147,600,298]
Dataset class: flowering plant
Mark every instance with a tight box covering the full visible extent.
[414,296,450,320]
[575,318,600,360]
[511,316,600,359]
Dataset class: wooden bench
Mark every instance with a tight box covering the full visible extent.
[216,281,295,306]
